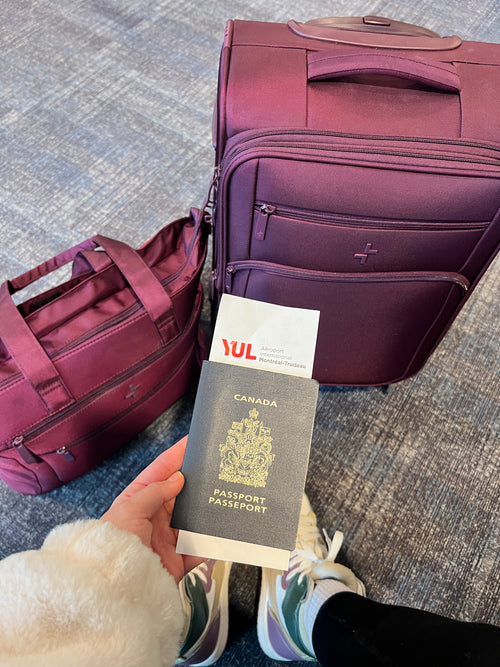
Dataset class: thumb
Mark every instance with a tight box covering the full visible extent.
[128,471,185,517]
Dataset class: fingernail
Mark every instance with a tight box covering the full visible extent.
[166,470,183,483]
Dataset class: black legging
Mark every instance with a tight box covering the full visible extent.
[312,592,500,666]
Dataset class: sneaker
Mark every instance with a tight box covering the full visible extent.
[176,559,232,666]
[257,494,365,661]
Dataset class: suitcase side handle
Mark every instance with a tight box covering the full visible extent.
[288,17,462,51]
[307,51,461,93]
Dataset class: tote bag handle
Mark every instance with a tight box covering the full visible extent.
[0,234,179,413]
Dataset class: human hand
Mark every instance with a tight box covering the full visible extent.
[101,436,205,584]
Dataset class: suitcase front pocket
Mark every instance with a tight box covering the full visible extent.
[225,260,469,385]
[251,202,489,273]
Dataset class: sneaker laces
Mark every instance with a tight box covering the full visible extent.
[287,506,362,593]
[287,506,343,581]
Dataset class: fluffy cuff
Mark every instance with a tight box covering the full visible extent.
[0,520,184,666]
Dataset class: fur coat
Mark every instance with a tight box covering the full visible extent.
[0,520,184,666]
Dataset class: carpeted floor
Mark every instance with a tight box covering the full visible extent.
[0,2,499,665]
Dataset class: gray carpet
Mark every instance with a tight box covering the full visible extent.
[0,1,499,665]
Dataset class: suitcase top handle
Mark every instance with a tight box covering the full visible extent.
[288,16,462,51]
[307,51,461,93]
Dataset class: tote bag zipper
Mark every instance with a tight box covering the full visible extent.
[9,342,195,464]
[55,255,191,356]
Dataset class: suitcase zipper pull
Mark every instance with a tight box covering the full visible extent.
[202,165,221,225]
[57,446,76,462]
[254,204,276,241]
[11,436,39,465]
[225,265,235,291]
[211,269,217,300]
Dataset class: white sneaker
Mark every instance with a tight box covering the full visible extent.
[257,494,365,661]
[176,559,232,666]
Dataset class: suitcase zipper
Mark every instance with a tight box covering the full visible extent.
[254,201,488,239]
[221,129,500,165]
[11,436,40,464]
[254,204,277,240]
[223,138,500,175]
[225,260,470,294]
[214,131,500,290]
[4,296,201,462]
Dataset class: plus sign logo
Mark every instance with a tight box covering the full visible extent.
[354,242,379,264]
[125,383,141,400]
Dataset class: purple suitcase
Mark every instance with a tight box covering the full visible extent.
[210,16,500,386]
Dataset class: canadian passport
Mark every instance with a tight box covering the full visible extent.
[172,360,319,569]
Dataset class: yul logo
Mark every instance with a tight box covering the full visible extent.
[222,339,257,360]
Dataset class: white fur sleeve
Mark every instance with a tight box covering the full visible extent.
[0,520,184,667]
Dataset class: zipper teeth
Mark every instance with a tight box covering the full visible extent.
[225,129,500,160]
[221,133,500,190]
[227,260,470,292]
[216,131,500,286]
[255,202,489,231]
[6,293,201,450]
[42,341,196,457]
[55,264,186,356]
[56,302,142,356]
[227,141,500,169]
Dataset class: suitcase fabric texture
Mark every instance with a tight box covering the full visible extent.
[0,209,208,494]
[211,17,500,386]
